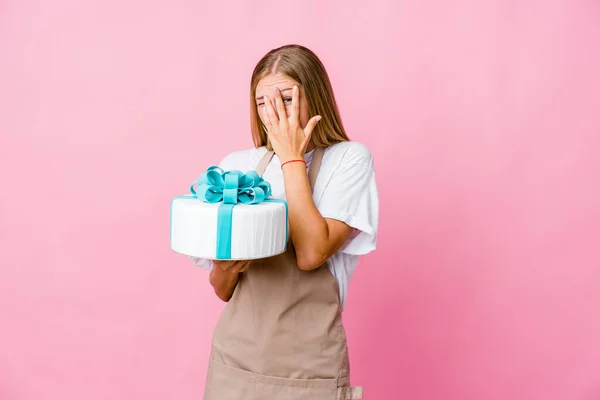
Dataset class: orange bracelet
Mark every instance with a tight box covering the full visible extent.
[281,159,307,169]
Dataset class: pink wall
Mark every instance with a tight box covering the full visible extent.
[1,1,599,399]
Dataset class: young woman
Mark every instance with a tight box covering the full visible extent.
[190,44,379,400]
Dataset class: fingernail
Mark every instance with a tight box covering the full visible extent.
[293,85,298,92]
[316,116,322,122]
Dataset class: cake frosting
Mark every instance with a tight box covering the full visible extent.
[170,196,287,260]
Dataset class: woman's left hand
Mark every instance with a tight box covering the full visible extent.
[261,85,322,163]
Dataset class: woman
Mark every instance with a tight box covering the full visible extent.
[191,44,378,400]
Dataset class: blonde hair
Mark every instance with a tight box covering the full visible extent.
[249,44,350,149]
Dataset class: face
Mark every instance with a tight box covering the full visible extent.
[255,73,310,129]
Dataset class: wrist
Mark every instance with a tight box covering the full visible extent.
[279,154,304,164]
[281,158,306,170]
[209,267,239,301]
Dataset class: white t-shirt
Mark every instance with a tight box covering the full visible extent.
[189,141,379,310]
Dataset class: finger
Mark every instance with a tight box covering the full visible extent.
[290,85,300,124]
[232,260,250,274]
[273,88,288,129]
[264,96,279,127]
[303,115,322,136]
[230,261,240,273]
[261,106,271,133]
[238,261,251,272]
[260,103,271,128]
[217,260,231,271]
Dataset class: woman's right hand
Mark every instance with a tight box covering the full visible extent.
[213,260,252,274]
[209,260,252,302]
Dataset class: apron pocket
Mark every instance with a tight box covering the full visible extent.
[204,358,255,400]
[337,385,364,400]
[207,358,359,400]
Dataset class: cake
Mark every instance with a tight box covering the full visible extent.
[170,166,288,260]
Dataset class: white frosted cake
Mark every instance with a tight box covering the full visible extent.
[170,195,288,260]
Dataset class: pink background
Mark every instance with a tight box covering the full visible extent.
[1,1,600,399]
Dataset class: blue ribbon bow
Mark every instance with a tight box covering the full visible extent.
[187,166,286,260]
[190,166,272,205]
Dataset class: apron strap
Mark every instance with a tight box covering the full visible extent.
[307,146,324,192]
[255,150,275,177]
[255,146,324,193]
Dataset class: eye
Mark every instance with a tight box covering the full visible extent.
[283,97,292,104]
[257,103,264,107]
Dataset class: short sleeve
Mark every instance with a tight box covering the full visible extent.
[217,151,242,172]
[317,144,379,256]
[189,256,214,271]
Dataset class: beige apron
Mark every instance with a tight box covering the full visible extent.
[204,147,363,400]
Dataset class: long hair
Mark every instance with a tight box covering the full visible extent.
[249,45,350,149]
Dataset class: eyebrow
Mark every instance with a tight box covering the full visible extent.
[255,88,294,101]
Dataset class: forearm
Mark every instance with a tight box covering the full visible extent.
[209,267,239,302]
[282,163,330,270]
